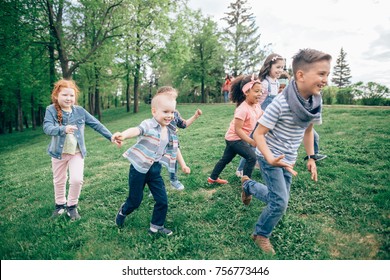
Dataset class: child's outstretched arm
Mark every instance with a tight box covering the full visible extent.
[176,148,190,174]
[303,123,317,182]
[111,127,141,146]
[185,109,202,127]
[253,124,297,176]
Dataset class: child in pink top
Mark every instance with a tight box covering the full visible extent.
[208,74,263,185]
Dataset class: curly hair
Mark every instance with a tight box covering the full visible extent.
[230,75,261,107]
[51,79,79,125]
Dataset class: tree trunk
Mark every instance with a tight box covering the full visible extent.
[31,93,36,130]
[88,85,95,114]
[15,88,24,132]
[94,64,101,120]
[133,33,141,113]
[133,69,140,113]
[24,113,29,129]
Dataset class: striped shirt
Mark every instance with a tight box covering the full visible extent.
[122,118,178,174]
[256,93,322,165]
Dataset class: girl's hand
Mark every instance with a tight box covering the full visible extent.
[195,109,203,117]
[182,165,191,174]
[65,125,78,134]
[111,132,123,147]
[269,154,298,176]
[307,159,318,181]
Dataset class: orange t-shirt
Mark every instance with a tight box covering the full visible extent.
[225,101,262,141]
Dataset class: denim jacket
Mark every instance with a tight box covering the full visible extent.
[43,104,112,159]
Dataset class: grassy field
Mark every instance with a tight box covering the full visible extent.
[0,103,389,260]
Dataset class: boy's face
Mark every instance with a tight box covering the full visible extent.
[152,98,176,127]
[296,60,331,97]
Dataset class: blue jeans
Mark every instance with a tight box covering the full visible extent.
[243,156,292,238]
[313,129,319,154]
[121,162,168,227]
[223,91,229,103]
[169,161,178,182]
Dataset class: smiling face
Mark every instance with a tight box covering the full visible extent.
[269,59,285,80]
[296,59,331,98]
[56,88,76,111]
[244,83,262,105]
[151,95,176,127]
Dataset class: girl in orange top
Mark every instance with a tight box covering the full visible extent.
[208,74,263,185]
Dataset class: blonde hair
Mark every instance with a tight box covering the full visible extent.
[156,86,178,99]
[151,93,176,109]
[51,79,80,125]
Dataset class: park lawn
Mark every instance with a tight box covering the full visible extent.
[0,103,389,260]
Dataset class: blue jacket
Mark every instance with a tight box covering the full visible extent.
[43,104,112,159]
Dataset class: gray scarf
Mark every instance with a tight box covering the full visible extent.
[284,80,322,128]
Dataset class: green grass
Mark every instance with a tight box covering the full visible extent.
[0,103,389,260]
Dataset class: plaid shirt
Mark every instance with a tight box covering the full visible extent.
[122,118,178,173]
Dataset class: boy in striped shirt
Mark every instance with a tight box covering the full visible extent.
[112,93,190,235]
[241,49,332,254]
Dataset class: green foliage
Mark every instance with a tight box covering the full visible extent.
[321,86,337,105]
[351,81,390,106]
[1,104,389,260]
[336,87,355,104]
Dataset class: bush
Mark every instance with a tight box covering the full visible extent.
[336,87,354,104]
[322,86,337,104]
[359,97,390,106]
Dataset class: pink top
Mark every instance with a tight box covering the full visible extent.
[225,101,263,141]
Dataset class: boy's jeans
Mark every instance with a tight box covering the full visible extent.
[121,162,168,227]
[313,129,319,154]
[243,156,292,238]
[169,161,178,182]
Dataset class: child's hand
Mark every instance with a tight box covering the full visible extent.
[65,125,78,134]
[269,154,298,176]
[182,165,191,174]
[195,109,202,117]
[307,159,317,182]
[111,132,123,147]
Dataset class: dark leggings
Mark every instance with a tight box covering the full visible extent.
[210,139,256,179]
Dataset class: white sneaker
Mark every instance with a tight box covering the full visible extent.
[170,180,185,190]
[235,170,243,177]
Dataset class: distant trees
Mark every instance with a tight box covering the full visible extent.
[332,47,352,88]
[222,0,268,76]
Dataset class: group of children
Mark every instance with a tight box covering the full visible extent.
[43,48,332,255]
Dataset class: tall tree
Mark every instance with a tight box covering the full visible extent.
[332,47,352,88]
[222,0,268,76]
[120,0,176,113]
[182,12,225,103]
[44,0,124,79]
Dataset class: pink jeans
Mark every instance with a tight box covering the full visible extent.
[51,153,84,207]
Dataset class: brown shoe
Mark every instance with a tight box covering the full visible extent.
[241,176,252,205]
[251,234,276,255]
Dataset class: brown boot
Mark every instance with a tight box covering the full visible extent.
[251,234,276,255]
[241,176,252,205]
